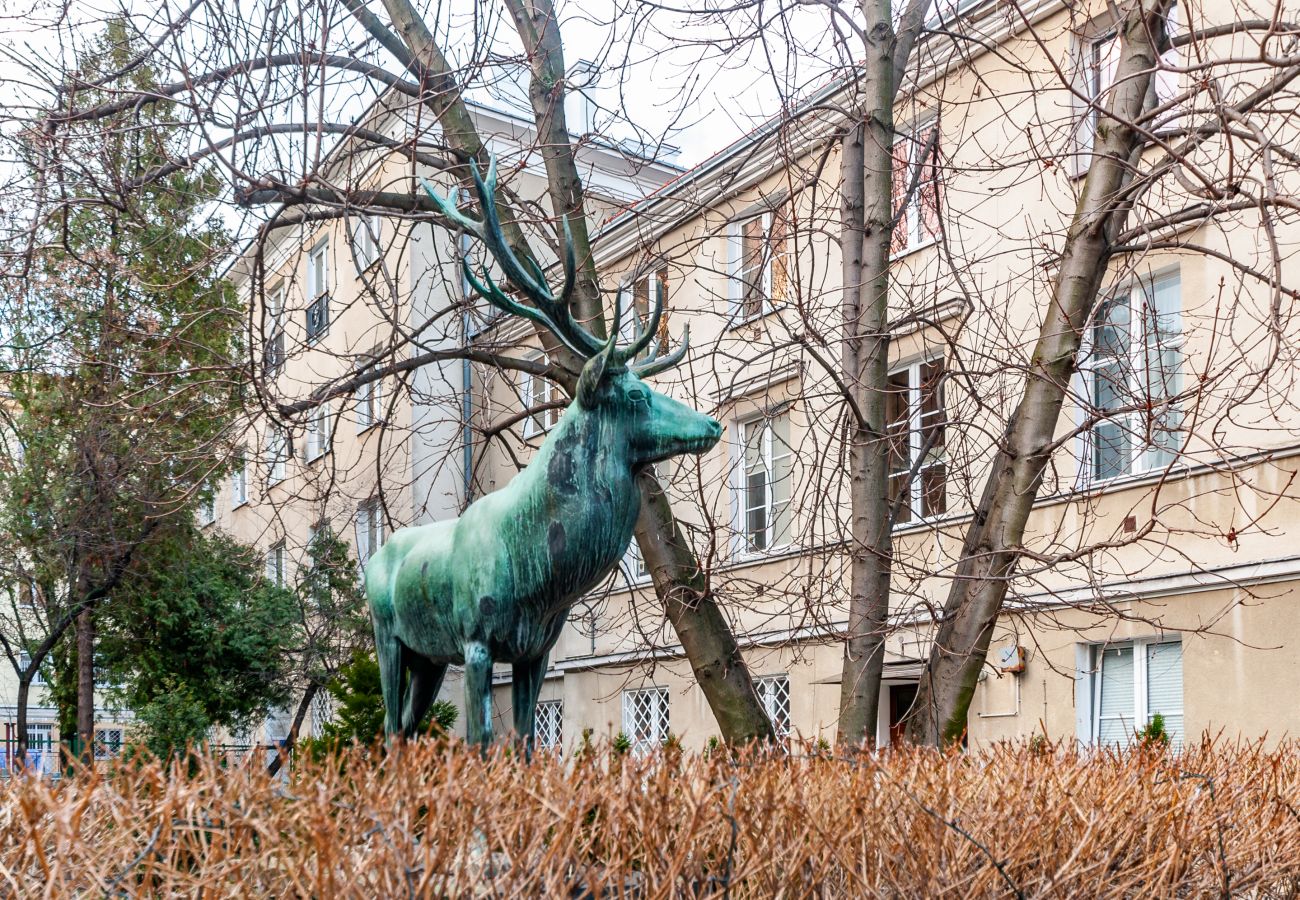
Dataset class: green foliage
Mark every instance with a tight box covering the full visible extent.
[97,529,299,733]
[1136,713,1171,750]
[612,731,632,756]
[301,650,458,760]
[128,681,212,761]
[0,21,243,736]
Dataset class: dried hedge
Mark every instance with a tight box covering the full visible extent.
[3,739,1300,897]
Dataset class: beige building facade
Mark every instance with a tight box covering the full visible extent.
[224,1,1300,754]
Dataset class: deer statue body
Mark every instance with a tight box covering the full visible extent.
[365,160,721,749]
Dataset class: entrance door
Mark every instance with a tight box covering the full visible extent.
[887,683,918,746]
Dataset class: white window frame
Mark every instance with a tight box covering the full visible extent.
[756,674,791,738]
[94,728,124,760]
[307,240,329,300]
[26,722,53,748]
[264,281,286,374]
[734,409,795,557]
[1074,6,1181,175]
[617,270,667,349]
[727,208,789,323]
[1077,269,1183,486]
[306,239,330,343]
[621,687,670,755]
[350,215,382,272]
[1077,637,1184,750]
[305,402,333,463]
[522,361,562,438]
[887,357,947,525]
[891,121,941,257]
[535,699,564,752]
[18,651,45,687]
[198,490,216,526]
[356,499,385,564]
[266,542,286,587]
[265,426,288,485]
[355,378,382,432]
[620,537,650,584]
[231,451,249,508]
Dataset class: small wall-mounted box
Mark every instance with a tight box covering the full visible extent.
[997,645,1027,675]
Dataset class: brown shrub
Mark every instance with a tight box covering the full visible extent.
[2,739,1300,897]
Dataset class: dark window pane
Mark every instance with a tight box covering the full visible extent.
[921,463,946,516]
[889,472,912,524]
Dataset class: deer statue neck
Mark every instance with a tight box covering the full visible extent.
[508,399,642,611]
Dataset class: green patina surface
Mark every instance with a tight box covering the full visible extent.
[365,158,720,749]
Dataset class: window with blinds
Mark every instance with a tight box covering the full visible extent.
[1089,639,1183,749]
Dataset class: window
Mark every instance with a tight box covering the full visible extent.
[94,728,123,760]
[621,687,670,754]
[729,208,789,321]
[891,123,942,255]
[1083,638,1183,749]
[355,378,382,432]
[756,674,791,738]
[306,241,329,342]
[356,499,385,564]
[351,215,382,271]
[1076,7,1181,172]
[737,410,794,553]
[264,282,285,375]
[26,723,52,750]
[17,578,38,609]
[266,542,286,587]
[265,426,288,485]
[231,451,249,508]
[306,403,332,462]
[18,652,45,686]
[522,366,562,438]
[198,489,216,526]
[617,269,668,355]
[535,699,563,752]
[620,537,649,583]
[1080,271,1182,482]
[887,358,947,524]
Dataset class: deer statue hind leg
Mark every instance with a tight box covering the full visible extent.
[462,641,495,748]
[512,655,550,759]
[401,653,449,738]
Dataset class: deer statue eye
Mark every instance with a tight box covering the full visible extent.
[627,387,650,407]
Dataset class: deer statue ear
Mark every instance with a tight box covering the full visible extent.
[576,353,607,407]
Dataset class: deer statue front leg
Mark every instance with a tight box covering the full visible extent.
[463,641,495,747]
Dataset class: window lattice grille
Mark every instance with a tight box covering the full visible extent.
[757,674,791,738]
[535,700,563,751]
[622,688,669,754]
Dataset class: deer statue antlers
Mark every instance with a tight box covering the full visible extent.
[419,156,689,380]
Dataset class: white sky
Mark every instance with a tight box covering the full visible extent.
[0,0,851,167]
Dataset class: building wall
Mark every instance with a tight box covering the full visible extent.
[467,0,1300,752]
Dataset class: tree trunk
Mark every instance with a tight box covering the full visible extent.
[837,2,899,748]
[636,472,774,744]
[267,681,320,776]
[353,0,774,744]
[76,606,95,764]
[14,676,30,769]
[908,0,1173,746]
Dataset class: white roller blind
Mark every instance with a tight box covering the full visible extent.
[1097,645,1135,746]
[1146,641,1184,748]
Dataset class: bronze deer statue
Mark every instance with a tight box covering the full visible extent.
[364,159,722,749]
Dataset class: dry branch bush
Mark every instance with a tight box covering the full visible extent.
[2,741,1300,897]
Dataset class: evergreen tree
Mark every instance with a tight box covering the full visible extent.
[0,20,245,762]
